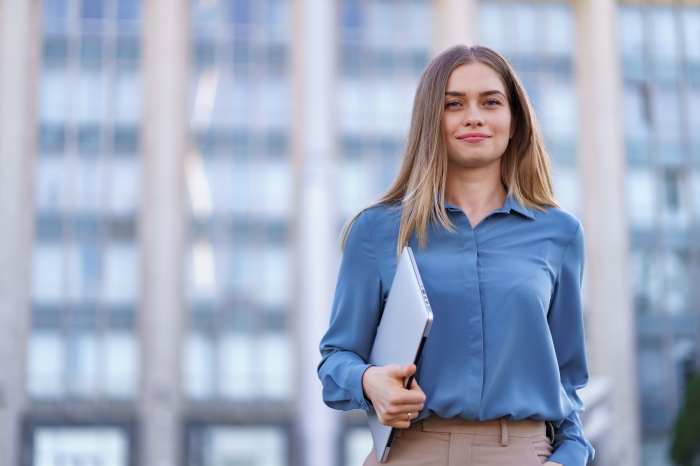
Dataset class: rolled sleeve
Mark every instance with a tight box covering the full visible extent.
[547,222,596,466]
[317,211,385,411]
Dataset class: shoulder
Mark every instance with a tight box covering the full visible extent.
[536,206,583,243]
[344,203,401,260]
[537,207,585,271]
[347,203,402,239]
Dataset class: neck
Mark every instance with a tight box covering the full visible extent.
[444,159,507,214]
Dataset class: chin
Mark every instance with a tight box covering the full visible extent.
[447,153,502,169]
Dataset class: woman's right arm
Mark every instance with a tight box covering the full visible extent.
[317,211,426,427]
[317,211,384,411]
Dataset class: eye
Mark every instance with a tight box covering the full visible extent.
[445,100,461,108]
[484,98,501,107]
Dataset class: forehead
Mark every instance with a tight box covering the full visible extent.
[445,62,507,94]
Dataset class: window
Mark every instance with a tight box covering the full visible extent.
[77,67,103,123]
[183,331,215,400]
[39,66,69,122]
[104,243,139,305]
[664,250,690,316]
[32,243,63,304]
[689,85,700,163]
[479,2,580,214]
[542,4,574,56]
[345,427,373,466]
[650,7,679,81]
[627,169,656,228]
[33,426,130,466]
[185,0,292,403]
[114,69,141,124]
[188,426,288,466]
[620,6,646,78]
[183,331,294,402]
[30,0,143,402]
[620,5,700,436]
[624,82,652,163]
[631,249,663,315]
[28,331,65,399]
[74,157,104,213]
[108,158,140,215]
[66,331,98,397]
[103,331,138,398]
[653,85,683,164]
[512,4,537,56]
[338,0,432,219]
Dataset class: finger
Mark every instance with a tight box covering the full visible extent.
[384,403,424,416]
[402,364,416,377]
[385,363,413,379]
[381,413,413,428]
[391,386,426,405]
[409,379,426,395]
[380,418,412,429]
[388,392,425,407]
[401,402,425,412]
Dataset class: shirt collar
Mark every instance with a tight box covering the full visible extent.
[503,195,535,220]
[443,195,535,220]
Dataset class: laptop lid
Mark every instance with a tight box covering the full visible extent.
[366,246,434,463]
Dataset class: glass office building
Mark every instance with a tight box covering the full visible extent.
[337,0,432,220]
[619,4,700,462]
[0,0,697,465]
[25,0,141,462]
[184,1,292,463]
[478,2,580,214]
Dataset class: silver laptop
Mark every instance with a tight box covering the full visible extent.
[366,246,434,463]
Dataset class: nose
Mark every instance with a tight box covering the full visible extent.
[461,106,484,127]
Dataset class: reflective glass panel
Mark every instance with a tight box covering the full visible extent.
[31,0,143,401]
[34,427,129,466]
[345,427,373,466]
[28,330,65,399]
[338,0,432,219]
[197,426,288,466]
[187,0,292,402]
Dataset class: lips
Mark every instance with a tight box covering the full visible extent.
[458,133,490,142]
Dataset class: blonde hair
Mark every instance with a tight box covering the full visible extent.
[342,45,559,257]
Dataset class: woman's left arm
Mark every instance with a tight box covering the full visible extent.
[546,222,596,466]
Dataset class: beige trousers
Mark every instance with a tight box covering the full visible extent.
[363,416,554,466]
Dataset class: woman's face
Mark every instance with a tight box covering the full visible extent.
[442,62,513,172]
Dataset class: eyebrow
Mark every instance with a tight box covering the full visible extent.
[445,90,507,98]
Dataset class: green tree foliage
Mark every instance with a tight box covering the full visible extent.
[672,372,700,466]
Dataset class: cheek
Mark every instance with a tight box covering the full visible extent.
[495,115,512,141]
[490,115,512,154]
[442,114,455,136]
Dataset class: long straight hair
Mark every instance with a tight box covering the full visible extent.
[342,45,559,257]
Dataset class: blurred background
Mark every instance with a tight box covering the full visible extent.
[0,0,698,465]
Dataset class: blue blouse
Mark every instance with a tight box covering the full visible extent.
[318,196,595,466]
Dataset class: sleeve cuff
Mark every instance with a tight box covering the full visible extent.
[349,363,374,411]
[548,439,591,466]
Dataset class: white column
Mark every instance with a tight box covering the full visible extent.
[433,0,477,55]
[575,0,642,464]
[0,0,39,464]
[292,0,342,465]
[140,0,189,465]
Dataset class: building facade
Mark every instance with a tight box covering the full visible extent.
[0,0,698,465]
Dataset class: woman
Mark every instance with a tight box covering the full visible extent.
[318,45,595,466]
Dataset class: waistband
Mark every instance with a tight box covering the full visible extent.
[403,415,554,446]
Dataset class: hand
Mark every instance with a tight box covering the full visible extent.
[362,363,426,429]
